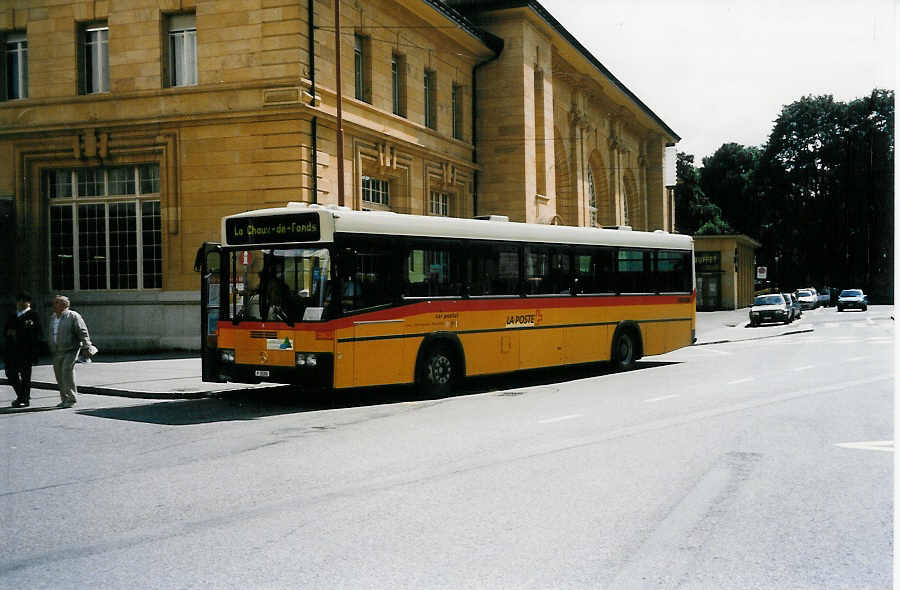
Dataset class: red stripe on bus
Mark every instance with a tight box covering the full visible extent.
[218,291,696,333]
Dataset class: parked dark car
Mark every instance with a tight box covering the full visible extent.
[749,294,791,326]
[837,289,867,312]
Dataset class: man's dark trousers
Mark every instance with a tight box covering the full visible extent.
[5,306,42,405]
[6,358,33,403]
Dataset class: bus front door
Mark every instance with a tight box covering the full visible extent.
[196,242,224,382]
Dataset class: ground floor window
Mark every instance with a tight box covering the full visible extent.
[429,191,450,216]
[362,176,390,207]
[45,165,162,290]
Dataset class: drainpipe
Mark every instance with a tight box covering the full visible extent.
[308,0,318,203]
[333,0,346,207]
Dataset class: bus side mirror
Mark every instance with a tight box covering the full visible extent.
[193,246,205,273]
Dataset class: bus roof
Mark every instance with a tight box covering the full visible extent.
[222,203,694,250]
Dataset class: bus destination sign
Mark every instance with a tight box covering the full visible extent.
[226,213,321,245]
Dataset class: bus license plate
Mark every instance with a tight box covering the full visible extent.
[255,370,270,377]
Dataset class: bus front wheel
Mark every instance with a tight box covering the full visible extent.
[417,343,458,397]
[612,329,638,371]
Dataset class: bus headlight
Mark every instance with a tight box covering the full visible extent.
[220,349,235,364]
[295,353,318,367]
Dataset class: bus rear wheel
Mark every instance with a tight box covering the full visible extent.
[417,343,458,396]
[612,329,637,371]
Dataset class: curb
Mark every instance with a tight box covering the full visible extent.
[0,378,213,400]
[694,328,815,347]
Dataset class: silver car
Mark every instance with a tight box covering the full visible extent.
[796,288,818,310]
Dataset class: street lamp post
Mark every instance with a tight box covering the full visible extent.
[774,253,780,290]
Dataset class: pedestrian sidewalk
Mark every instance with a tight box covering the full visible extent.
[1,308,812,401]
[0,353,274,403]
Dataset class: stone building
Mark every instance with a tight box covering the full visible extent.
[0,0,678,352]
[447,0,679,229]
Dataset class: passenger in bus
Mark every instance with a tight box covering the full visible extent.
[260,267,303,321]
[237,253,264,320]
[341,276,363,310]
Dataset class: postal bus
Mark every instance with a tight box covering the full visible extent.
[196,203,695,394]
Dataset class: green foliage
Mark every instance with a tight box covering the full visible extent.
[700,143,761,236]
[674,152,733,235]
[689,89,893,300]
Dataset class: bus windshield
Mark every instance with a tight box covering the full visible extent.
[231,247,332,322]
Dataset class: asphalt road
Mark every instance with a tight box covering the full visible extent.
[0,306,893,589]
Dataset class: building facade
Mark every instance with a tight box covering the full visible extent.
[693,234,760,311]
[448,0,679,229]
[0,0,678,352]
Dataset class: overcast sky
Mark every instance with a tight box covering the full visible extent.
[547,0,896,164]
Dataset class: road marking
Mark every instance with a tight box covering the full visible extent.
[825,322,839,329]
[643,394,679,403]
[727,377,754,385]
[538,414,583,424]
[792,365,816,372]
[846,356,866,362]
[835,441,893,453]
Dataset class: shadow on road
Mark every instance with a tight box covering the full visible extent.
[75,360,679,426]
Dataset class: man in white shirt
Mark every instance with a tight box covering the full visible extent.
[47,295,93,408]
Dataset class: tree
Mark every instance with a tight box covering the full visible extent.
[757,91,893,297]
[699,143,762,237]
[673,152,732,235]
[840,90,894,298]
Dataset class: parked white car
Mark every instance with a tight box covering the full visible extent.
[749,294,792,326]
[796,289,818,310]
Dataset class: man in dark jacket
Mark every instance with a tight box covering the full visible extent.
[4,292,43,407]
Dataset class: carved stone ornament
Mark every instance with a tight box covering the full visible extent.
[440,162,456,188]
[569,106,593,133]
[377,142,397,173]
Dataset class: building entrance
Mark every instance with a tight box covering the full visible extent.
[696,274,721,311]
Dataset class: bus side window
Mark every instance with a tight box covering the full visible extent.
[575,247,615,295]
[405,242,461,298]
[340,246,395,312]
[618,249,653,294]
[525,247,571,295]
[658,250,691,293]
[468,243,519,296]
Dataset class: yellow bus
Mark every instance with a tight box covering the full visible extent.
[197,203,695,394]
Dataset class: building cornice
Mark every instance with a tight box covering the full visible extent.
[421,0,504,54]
